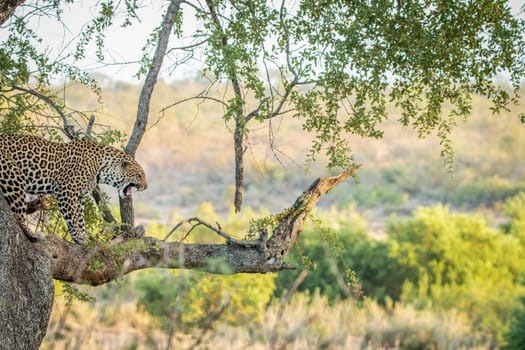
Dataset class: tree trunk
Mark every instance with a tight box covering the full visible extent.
[0,195,54,350]
[0,0,26,25]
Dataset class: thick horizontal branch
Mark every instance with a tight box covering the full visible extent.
[26,168,359,286]
[36,237,294,286]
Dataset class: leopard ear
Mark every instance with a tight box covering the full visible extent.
[122,160,131,170]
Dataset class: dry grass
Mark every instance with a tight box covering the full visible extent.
[42,290,492,350]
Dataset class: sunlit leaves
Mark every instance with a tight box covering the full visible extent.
[135,269,275,333]
[286,0,524,168]
[190,0,524,171]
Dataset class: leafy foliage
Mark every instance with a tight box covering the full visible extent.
[0,0,143,137]
[389,205,525,340]
[274,213,405,303]
[181,0,525,169]
[276,201,525,342]
[502,191,525,242]
[449,176,525,208]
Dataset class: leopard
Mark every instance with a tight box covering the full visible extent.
[0,134,147,244]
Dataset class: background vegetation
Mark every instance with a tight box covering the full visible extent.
[33,77,525,349]
[1,0,524,348]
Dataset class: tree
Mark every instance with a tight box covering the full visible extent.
[0,1,523,349]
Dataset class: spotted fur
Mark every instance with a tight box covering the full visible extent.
[0,134,147,244]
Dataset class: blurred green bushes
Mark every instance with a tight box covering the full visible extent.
[56,192,525,348]
[505,290,525,350]
[135,269,275,334]
[449,176,525,208]
[276,196,525,344]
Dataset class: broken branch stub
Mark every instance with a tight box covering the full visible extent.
[265,167,360,263]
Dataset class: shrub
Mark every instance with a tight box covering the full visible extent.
[274,208,406,303]
[450,176,525,208]
[135,268,275,334]
[388,205,525,342]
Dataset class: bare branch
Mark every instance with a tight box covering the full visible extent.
[160,95,229,114]
[153,93,228,130]
[191,295,231,348]
[164,217,260,248]
[120,0,183,230]
[11,85,76,140]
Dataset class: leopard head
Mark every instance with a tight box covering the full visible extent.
[99,151,147,197]
[118,158,148,198]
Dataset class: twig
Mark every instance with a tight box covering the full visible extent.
[11,85,76,140]
[278,270,308,320]
[159,95,228,115]
[162,219,187,242]
[163,217,260,248]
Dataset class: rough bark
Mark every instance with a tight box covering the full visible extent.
[0,0,26,25]
[0,195,54,349]
[0,168,356,349]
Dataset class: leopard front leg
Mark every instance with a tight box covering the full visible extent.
[56,193,88,244]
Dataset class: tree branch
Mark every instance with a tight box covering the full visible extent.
[120,0,182,230]
[163,217,260,247]
[11,85,76,140]
[205,0,246,213]
[28,168,358,286]
[125,0,182,157]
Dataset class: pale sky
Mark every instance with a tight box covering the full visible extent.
[14,0,525,84]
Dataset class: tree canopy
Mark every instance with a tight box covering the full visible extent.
[1,0,523,210]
